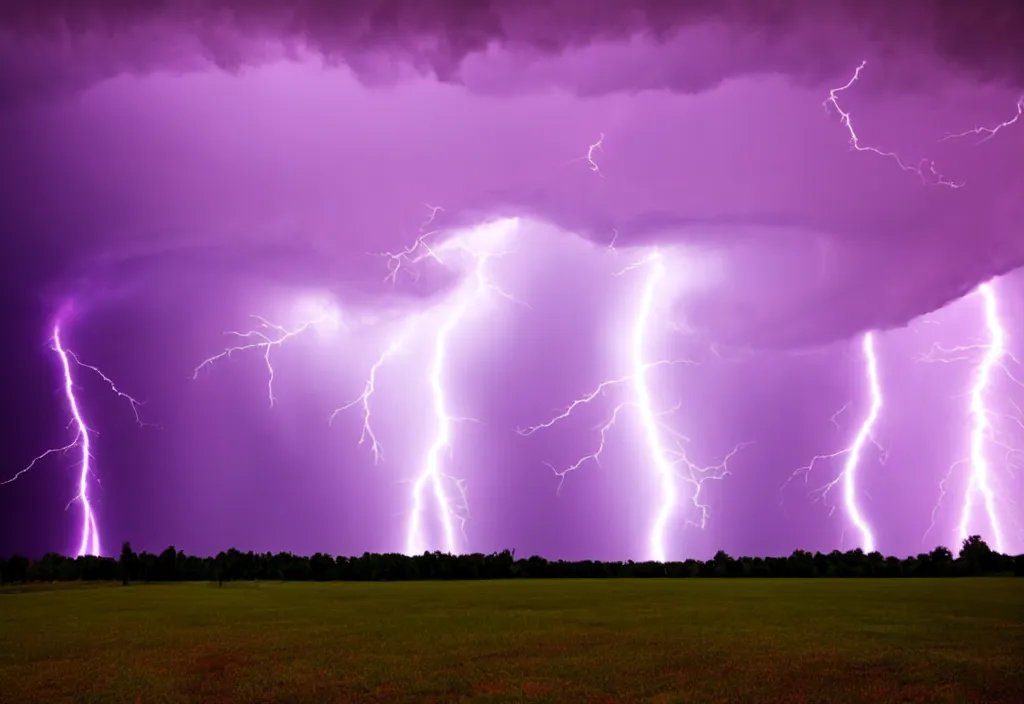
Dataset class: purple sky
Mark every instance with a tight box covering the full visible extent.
[1,0,1023,561]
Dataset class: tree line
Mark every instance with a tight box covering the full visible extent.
[1,536,1020,585]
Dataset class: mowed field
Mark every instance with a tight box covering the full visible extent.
[1,579,1022,703]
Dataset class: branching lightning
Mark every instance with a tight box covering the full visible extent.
[379,204,445,285]
[192,211,523,557]
[825,61,962,188]
[520,251,747,562]
[4,323,150,557]
[400,218,525,556]
[942,96,1024,144]
[785,332,885,552]
[561,133,607,179]
[921,283,1022,554]
[960,284,1008,552]
[330,339,403,465]
[193,311,339,406]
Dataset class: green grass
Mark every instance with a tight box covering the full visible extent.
[1,579,1022,703]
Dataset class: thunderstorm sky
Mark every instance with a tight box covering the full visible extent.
[1,0,1023,561]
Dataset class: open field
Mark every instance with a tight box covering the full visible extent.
[1,579,1022,703]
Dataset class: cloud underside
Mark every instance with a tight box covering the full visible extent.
[3,0,1023,349]
[2,0,1023,102]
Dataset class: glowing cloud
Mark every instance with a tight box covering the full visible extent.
[403,217,524,555]
[193,307,341,406]
[331,338,404,465]
[521,250,746,562]
[191,216,523,556]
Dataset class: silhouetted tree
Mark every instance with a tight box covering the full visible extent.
[929,545,955,576]
[137,551,157,581]
[712,550,734,577]
[156,546,178,581]
[789,549,816,578]
[959,535,997,575]
[4,538,1022,583]
[119,542,137,585]
[4,555,29,583]
[214,551,227,586]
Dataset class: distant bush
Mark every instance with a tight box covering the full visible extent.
[1,536,1018,585]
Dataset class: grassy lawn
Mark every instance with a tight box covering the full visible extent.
[1,579,1022,703]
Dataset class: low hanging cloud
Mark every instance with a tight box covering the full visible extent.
[2,0,1024,103]
[1,0,1022,351]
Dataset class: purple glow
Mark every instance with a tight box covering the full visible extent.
[913,283,1023,555]
[332,339,403,465]
[404,218,522,555]
[193,308,341,407]
[959,283,1009,553]
[519,250,748,562]
[786,333,884,553]
[53,326,100,557]
[841,332,883,553]
[943,97,1024,145]
[825,61,960,189]
[4,2,1024,560]
[4,319,152,557]
[631,252,679,562]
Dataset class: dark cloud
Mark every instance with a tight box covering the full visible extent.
[1,0,1022,352]
[2,0,1024,105]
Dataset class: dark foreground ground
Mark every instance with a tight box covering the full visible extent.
[1,579,1021,703]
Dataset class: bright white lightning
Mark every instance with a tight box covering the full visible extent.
[403,218,524,556]
[406,298,469,556]
[520,251,747,562]
[4,325,150,557]
[785,333,884,553]
[842,333,883,553]
[958,283,1009,553]
[825,61,962,188]
[632,253,682,562]
[918,283,1022,554]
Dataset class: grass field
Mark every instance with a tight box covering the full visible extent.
[1,579,1022,703]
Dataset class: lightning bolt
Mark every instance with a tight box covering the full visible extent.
[786,332,884,552]
[957,284,1019,552]
[585,133,605,177]
[919,282,1022,555]
[4,322,150,557]
[330,338,404,465]
[195,213,522,557]
[379,204,445,285]
[942,96,1024,144]
[631,252,685,561]
[400,218,525,555]
[825,61,962,188]
[607,228,619,252]
[193,311,339,406]
[194,303,411,491]
[520,251,747,562]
